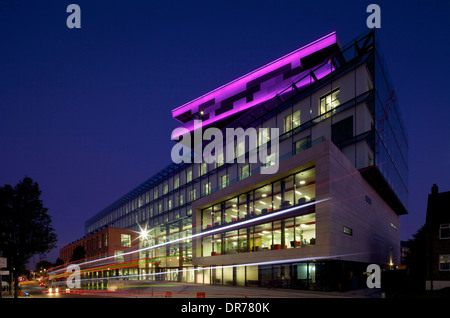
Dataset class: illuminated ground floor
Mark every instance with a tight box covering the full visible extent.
[79,260,373,293]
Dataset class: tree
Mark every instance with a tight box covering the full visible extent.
[0,176,57,298]
[404,225,427,292]
[54,257,64,267]
[36,260,53,277]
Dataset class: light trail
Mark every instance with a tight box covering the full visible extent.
[63,198,330,270]
[49,251,371,287]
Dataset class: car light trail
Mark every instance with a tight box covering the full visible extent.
[66,198,330,269]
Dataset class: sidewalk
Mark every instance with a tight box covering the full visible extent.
[106,281,383,298]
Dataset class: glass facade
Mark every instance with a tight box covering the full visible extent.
[373,40,409,212]
[201,167,316,256]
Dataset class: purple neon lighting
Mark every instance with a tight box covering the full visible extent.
[171,60,335,139]
[171,32,338,139]
[173,32,336,117]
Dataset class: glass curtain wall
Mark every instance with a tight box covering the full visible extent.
[201,166,316,257]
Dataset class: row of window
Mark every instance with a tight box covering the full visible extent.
[201,166,316,230]
[438,225,449,271]
[87,88,341,233]
[202,213,316,257]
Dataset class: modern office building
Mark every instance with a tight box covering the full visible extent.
[71,29,408,292]
[425,184,450,290]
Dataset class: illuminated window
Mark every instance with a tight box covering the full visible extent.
[220,174,229,189]
[154,188,159,199]
[200,163,207,176]
[258,127,270,146]
[284,110,300,133]
[115,250,124,262]
[189,189,196,202]
[203,182,212,196]
[121,234,131,247]
[174,177,180,189]
[343,226,353,236]
[215,152,224,168]
[240,164,251,180]
[320,88,340,114]
[439,255,450,271]
[163,183,168,194]
[187,169,192,183]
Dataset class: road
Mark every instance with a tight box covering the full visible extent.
[4,281,382,299]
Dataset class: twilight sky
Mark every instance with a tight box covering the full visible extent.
[1,0,449,265]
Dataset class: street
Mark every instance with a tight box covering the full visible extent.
[2,280,382,299]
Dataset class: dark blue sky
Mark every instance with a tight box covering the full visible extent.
[1,0,449,265]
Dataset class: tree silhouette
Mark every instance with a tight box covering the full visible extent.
[404,225,427,292]
[54,257,64,267]
[0,177,57,298]
[36,260,53,277]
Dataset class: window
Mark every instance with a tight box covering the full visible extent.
[343,226,353,236]
[258,127,270,146]
[178,194,184,206]
[284,110,300,133]
[174,177,180,189]
[220,174,229,189]
[115,250,124,262]
[331,116,353,146]
[167,199,172,210]
[439,255,450,271]
[294,136,311,154]
[203,182,212,196]
[154,188,159,199]
[240,164,251,180]
[236,140,246,159]
[163,183,169,194]
[320,88,340,114]
[215,152,224,168]
[263,153,276,168]
[200,163,207,176]
[440,224,450,239]
[189,189,196,202]
[121,234,131,247]
[187,169,192,183]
